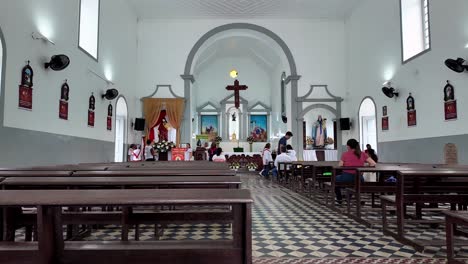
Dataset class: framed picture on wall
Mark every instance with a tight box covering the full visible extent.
[249,115,268,142]
[200,115,218,141]
[407,110,417,127]
[382,116,389,131]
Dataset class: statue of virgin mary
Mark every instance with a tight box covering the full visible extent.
[311,115,327,148]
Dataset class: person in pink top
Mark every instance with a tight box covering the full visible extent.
[335,139,376,203]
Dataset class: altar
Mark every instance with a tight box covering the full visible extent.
[303,149,338,161]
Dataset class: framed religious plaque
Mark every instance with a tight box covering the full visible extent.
[382,116,389,131]
[18,62,34,110]
[407,110,417,127]
[200,115,218,141]
[88,94,95,127]
[443,81,457,121]
[107,103,113,131]
[59,81,69,120]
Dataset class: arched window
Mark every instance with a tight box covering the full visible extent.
[359,98,377,153]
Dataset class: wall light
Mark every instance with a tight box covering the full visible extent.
[31,32,55,45]
[465,43,468,49]
[89,68,115,85]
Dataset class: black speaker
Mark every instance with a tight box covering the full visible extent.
[339,118,351,130]
[134,118,145,131]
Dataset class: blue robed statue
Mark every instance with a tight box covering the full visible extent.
[311,115,327,148]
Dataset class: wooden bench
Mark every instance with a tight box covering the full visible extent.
[0,189,253,264]
[444,211,468,264]
[73,170,235,176]
[1,176,242,241]
[380,170,468,251]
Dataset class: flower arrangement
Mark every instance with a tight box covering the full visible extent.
[246,162,258,170]
[154,140,176,153]
[246,136,255,144]
[214,136,222,143]
[325,137,334,145]
[306,136,314,145]
[229,161,240,170]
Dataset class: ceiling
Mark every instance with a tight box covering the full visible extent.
[193,35,283,74]
[127,0,363,19]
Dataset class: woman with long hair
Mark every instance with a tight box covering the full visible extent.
[335,139,376,203]
[260,143,273,177]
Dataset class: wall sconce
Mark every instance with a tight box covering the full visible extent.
[382,81,399,98]
[31,32,55,45]
[445,58,468,73]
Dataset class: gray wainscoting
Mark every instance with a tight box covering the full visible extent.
[0,126,114,167]
[378,134,468,164]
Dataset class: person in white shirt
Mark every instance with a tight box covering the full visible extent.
[271,146,293,180]
[128,144,141,162]
[286,145,297,161]
[185,143,193,161]
[212,148,226,162]
[260,143,273,177]
[144,139,156,161]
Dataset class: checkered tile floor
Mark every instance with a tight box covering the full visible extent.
[13,172,468,263]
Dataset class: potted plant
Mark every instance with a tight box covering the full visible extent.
[306,136,314,150]
[246,162,258,172]
[229,161,240,171]
[214,136,222,147]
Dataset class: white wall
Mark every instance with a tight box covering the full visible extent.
[195,57,272,109]
[344,0,468,144]
[136,18,347,116]
[0,0,138,143]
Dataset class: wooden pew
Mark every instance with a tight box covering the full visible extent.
[380,170,468,251]
[73,170,235,177]
[444,211,468,264]
[0,171,72,178]
[1,176,242,190]
[0,189,253,264]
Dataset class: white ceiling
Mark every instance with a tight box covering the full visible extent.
[127,0,363,19]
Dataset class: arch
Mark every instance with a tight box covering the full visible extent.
[0,25,6,125]
[298,104,338,119]
[181,23,301,147]
[183,23,297,76]
[114,95,129,162]
[358,96,378,153]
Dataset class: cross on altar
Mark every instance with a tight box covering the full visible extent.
[226,79,248,109]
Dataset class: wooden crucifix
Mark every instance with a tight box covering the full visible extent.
[226,79,248,109]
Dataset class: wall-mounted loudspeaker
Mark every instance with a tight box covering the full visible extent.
[339,118,351,130]
[134,118,145,131]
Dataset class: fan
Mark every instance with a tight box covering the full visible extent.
[101,89,119,100]
[445,58,468,73]
[382,87,399,98]
[44,55,70,71]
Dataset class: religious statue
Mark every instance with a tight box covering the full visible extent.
[231,132,237,142]
[158,118,169,142]
[311,115,327,148]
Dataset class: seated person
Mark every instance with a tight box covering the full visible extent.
[335,139,376,204]
[270,146,293,180]
[212,148,226,162]
[286,144,297,161]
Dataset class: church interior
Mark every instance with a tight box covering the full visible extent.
[1,0,468,263]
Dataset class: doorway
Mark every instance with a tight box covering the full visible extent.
[359,98,377,153]
[114,96,128,162]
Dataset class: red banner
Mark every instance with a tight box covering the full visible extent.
[172,148,186,161]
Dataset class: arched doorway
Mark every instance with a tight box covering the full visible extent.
[359,97,377,153]
[114,96,128,162]
[181,23,301,148]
